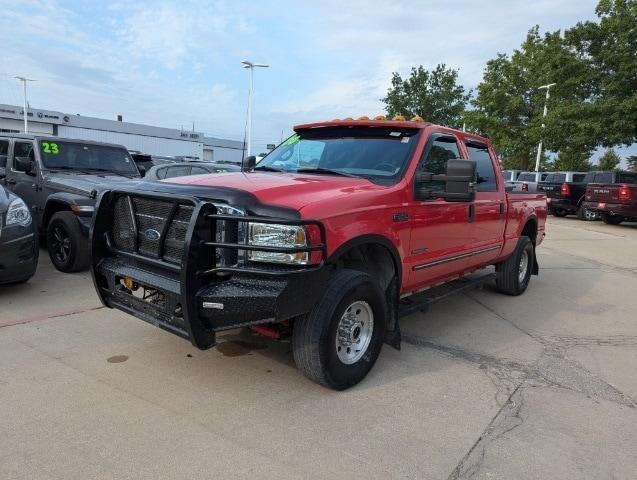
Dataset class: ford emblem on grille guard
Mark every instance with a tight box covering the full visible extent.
[144,229,161,241]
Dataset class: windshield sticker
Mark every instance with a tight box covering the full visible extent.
[283,134,300,146]
[389,132,402,137]
[401,137,410,143]
[41,142,59,154]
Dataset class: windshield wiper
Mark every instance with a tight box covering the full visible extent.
[253,165,285,172]
[296,168,360,178]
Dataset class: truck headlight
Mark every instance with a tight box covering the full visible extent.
[5,198,32,227]
[248,223,308,264]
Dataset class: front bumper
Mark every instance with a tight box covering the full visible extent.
[0,225,38,284]
[90,189,328,349]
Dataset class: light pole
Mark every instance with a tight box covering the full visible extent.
[15,76,36,134]
[241,60,269,157]
[534,82,556,172]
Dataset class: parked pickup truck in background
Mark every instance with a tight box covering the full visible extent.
[582,170,637,225]
[0,133,143,273]
[538,171,592,219]
[509,171,551,193]
[90,118,547,390]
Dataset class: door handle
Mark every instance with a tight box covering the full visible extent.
[6,178,16,185]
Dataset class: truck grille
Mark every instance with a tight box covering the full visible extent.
[112,195,194,265]
[110,194,242,268]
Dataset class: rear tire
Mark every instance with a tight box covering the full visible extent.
[495,236,534,296]
[602,213,623,225]
[292,269,386,390]
[46,211,89,273]
[577,205,596,221]
[551,208,568,217]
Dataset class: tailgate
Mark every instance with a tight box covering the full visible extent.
[538,182,561,198]
[586,184,621,203]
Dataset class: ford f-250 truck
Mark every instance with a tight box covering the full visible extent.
[90,118,546,390]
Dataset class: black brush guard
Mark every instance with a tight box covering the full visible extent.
[90,189,329,350]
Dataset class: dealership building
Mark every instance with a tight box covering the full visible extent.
[0,104,244,162]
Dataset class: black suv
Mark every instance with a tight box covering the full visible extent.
[0,134,143,273]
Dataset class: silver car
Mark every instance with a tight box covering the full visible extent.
[144,161,241,181]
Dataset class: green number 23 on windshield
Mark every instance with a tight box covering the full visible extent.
[41,142,59,154]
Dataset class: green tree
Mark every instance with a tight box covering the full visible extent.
[597,148,622,170]
[552,146,593,171]
[566,0,637,148]
[382,64,470,128]
[627,155,637,172]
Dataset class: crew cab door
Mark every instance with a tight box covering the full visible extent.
[463,141,505,269]
[9,140,42,226]
[405,133,474,290]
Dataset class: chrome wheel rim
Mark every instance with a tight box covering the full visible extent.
[335,301,374,365]
[585,209,596,220]
[518,249,529,284]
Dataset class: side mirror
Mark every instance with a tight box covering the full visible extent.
[15,157,36,176]
[0,155,6,178]
[415,159,476,202]
[243,155,257,171]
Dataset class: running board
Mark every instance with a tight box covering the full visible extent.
[398,273,496,319]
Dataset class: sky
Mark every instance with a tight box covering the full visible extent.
[0,0,634,163]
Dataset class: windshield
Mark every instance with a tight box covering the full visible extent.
[255,126,421,183]
[39,140,139,176]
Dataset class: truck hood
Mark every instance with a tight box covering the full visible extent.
[166,171,381,212]
[45,172,145,197]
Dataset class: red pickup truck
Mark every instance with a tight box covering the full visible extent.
[582,170,637,225]
[90,118,546,389]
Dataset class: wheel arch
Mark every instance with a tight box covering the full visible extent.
[327,234,402,290]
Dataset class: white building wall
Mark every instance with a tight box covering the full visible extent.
[0,118,53,135]
[57,126,203,157]
[205,146,243,163]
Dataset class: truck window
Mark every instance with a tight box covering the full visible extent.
[164,165,191,178]
[13,141,35,167]
[418,136,461,194]
[256,127,421,184]
[465,142,497,192]
[617,172,637,184]
[517,173,536,182]
[0,139,8,169]
[572,174,585,182]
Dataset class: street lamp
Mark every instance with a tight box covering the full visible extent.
[534,82,556,172]
[241,60,269,157]
[15,76,36,134]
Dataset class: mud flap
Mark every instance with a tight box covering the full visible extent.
[384,276,401,350]
[532,247,539,275]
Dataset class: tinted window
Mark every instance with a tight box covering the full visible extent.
[39,141,137,175]
[597,172,613,183]
[466,143,497,192]
[164,165,191,178]
[517,172,536,182]
[13,141,35,167]
[544,173,566,183]
[617,172,637,184]
[418,136,461,194]
[190,166,209,175]
[572,174,586,182]
[0,140,8,169]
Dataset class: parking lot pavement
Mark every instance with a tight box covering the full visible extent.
[1,218,636,480]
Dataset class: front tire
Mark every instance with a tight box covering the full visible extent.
[601,213,623,225]
[292,269,386,390]
[46,211,89,273]
[495,236,534,296]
